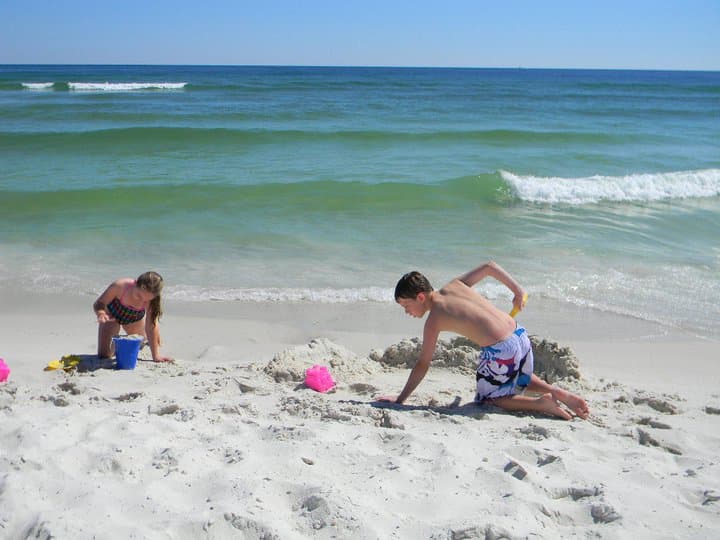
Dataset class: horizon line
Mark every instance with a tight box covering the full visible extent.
[2,62,719,73]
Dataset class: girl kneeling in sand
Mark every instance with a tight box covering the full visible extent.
[93,271,173,363]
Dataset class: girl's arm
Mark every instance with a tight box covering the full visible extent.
[145,310,173,363]
[93,280,126,323]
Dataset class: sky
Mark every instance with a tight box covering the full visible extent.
[1,0,718,70]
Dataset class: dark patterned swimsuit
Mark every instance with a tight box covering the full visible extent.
[106,283,146,325]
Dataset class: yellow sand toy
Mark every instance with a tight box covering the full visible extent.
[45,355,81,372]
[509,293,528,318]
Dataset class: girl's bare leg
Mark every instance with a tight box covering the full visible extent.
[98,320,120,358]
[491,393,574,420]
[525,374,589,419]
[122,320,146,339]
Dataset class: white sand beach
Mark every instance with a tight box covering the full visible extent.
[1,292,719,539]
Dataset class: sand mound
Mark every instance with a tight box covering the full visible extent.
[265,334,582,389]
[369,335,582,383]
[529,336,582,382]
[368,337,477,374]
[263,338,381,384]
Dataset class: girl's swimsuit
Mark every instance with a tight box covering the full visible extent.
[106,282,146,325]
[475,326,534,402]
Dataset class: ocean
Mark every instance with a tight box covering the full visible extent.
[1,65,718,338]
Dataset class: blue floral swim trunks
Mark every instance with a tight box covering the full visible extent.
[475,326,534,402]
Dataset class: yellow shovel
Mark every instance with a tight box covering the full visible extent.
[509,293,528,318]
[45,355,81,371]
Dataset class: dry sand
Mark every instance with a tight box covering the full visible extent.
[1,292,719,539]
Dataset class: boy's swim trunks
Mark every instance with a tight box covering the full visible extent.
[475,326,533,402]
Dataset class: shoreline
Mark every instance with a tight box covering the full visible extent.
[1,291,719,538]
[2,289,715,390]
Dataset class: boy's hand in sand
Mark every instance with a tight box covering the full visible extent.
[153,355,174,363]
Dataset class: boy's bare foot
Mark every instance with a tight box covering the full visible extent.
[493,393,574,420]
[552,388,589,419]
[564,395,589,419]
[537,393,574,420]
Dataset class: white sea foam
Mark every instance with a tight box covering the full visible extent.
[501,169,720,204]
[68,82,187,92]
[165,286,394,303]
[21,82,54,90]
[164,283,513,304]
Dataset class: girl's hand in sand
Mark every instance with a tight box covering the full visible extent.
[153,355,174,363]
[376,395,399,403]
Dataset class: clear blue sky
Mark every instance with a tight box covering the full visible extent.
[1,0,718,70]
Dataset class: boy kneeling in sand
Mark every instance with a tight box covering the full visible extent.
[379,261,588,420]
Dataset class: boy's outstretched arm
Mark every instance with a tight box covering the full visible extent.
[458,261,526,309]
[379,319,440,404]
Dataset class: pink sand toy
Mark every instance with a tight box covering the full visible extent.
[0,358,10,382]
[304,364,335,393]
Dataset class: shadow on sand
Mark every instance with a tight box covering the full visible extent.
[46,354,116,373]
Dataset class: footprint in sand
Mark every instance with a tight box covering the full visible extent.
[373,409,405,430]
[224,448,244,464]
[504,459,528,480]
[261,425,314,442]
[553,486,603,501]
[148,403,180,416]
[224,513,279,540]
[39,394,70,407]
[152,448,179,476]
[518,423,551,441]
[21,517,55,540]
[296,494,332,530]
[636,428,682,455]
[221,401,258,416]
[114,391,144,402]
[536,453,561,467]
[0,384,17,406]
[233,378,257,393]
[635,416,671,429]
[287,487,361,536]
[348,382,378,395]
[56,381,84,395]
[96,455,124,475]
[444,524,514,540]
[632,395,679,415]
[590,503,622,524]
[702,490,720,506]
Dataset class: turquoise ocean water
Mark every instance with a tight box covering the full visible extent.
[1,65,718,338]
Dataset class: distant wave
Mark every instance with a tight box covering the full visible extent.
[68,82,187,91]
[501,169,720,204]
[21,82,54,90]
[19,81,187,91]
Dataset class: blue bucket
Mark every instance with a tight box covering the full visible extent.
[113,335,143,370]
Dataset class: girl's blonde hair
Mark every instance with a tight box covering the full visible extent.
[136,271,164,325]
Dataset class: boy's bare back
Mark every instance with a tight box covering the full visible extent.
[427,279,517,348]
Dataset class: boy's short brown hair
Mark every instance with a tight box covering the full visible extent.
[394,271,434,300]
